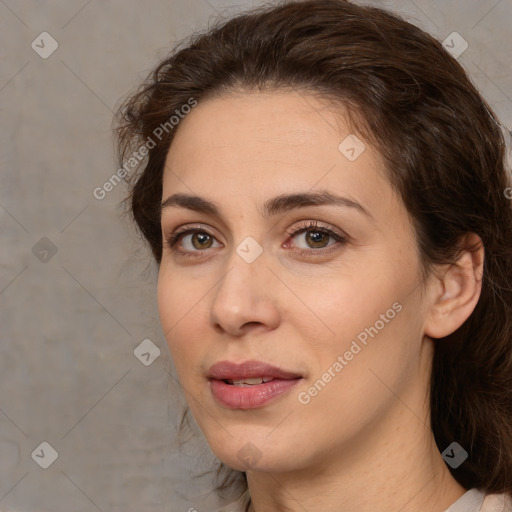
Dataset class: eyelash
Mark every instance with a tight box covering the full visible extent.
[165,221,348,259]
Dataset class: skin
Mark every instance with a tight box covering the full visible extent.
[157,89,484,512]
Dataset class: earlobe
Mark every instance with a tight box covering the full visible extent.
[423,233,484,339]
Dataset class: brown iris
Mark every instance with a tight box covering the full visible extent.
[191,232,214,250]
[304,230,330,248]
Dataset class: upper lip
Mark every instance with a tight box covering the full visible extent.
[207,360,302,380]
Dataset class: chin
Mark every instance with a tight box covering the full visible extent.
[205,431,301,473]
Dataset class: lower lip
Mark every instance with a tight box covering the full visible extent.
[210,378,302,409]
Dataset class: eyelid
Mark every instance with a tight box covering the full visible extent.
[283,221,349,256]
[164,220,349,257]
[286,220,348,241]
[164,223,222,249]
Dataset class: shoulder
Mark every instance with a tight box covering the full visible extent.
[481,492,512,512]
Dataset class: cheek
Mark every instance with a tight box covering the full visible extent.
[312,281,424,413]
[293,300,417,435]
[156,272,178,339]
[157,264,204,332]
[290,261,402,350]
[157,270,203,370]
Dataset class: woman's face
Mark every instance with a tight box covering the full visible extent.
[157,90,434,473]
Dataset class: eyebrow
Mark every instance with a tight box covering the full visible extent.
[161,190,373,220]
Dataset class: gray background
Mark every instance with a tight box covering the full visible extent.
[1,1,511,511]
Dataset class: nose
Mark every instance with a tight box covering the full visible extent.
[209,247,280,337]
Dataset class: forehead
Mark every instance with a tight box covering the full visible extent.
[162,90,395,222]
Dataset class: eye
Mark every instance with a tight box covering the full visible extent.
[165,224,221,258]
[285,221,348,255]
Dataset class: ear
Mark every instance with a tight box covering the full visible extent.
[423,233,484,339]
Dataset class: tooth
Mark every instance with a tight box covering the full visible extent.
[245,377,264,384]
[230,377,266,386]
[227,377,275,386]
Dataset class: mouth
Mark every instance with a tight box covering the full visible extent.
[207,360,303,409]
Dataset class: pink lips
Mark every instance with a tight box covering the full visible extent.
[207,360,303,409]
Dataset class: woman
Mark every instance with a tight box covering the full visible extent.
[113,1,512,510]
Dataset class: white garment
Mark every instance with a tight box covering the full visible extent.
[219,488,512,512]
[481,493,512,512]
[445,488,512,512]
[444,488,486,512]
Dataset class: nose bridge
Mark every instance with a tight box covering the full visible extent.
[209,238,279,335]
[214,239,266,311]
[221,249,256,295]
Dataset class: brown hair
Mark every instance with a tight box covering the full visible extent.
[113,0,512,509]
